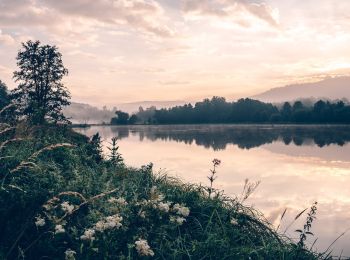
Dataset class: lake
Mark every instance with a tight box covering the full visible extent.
[75,125,350,256]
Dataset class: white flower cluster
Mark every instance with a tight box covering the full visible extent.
[80,228,95,241]
[55,224,65,234]
[80,214,123,242]
[108,197,128,205]
[61,201,74,214]
[148,187,191,225]
[230,218,238,225]
[65,249,76,260]
[135,239,154,257]
[95,214,123,232]
[150,186,165,202]
[170,216,186,225]
[35,215,46,227]
[173,204,190,217]
[156,201,171,213]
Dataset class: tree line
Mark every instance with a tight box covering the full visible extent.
[1,41,349,126]
[131,96,350,124]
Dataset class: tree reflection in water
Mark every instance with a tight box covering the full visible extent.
[109,125,350,150]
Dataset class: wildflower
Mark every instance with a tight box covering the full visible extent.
[173,204,190,217]
[138,199,151,206]
[65,249,76,260]
[135,239,154,257]
[108,197,118,203]
[151,194,165,202]
[80,228,95,241]
[95,221,105,231]
[157,201,171,213]
[150,186,164,202]
[105,214,123,229]
[138,210,146,218]
[94,214,123,231]
[108,197,128,205]
[43,203,52,211]
[61,201,74,214]
[150,186,157,194]
[213,158,221,166]
[55,224,65,234]
[170,216,186,225]
[35,216,45,227]
[230,218,238,225]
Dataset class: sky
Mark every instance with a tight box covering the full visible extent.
[1,0,350,106]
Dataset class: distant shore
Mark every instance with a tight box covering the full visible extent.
[71,123,350,128]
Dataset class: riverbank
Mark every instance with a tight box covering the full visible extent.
[0,123,324,259]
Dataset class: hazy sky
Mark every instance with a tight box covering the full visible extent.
[1,0,350,106]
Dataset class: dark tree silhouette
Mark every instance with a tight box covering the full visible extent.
[110,110,132,125]
[87,133,103,163]
[128,114,138,124]
[11,40,70,124]
[108,137,123,166]
[0,80,16,123]
[281,102,292,121]
[0,80,9,109]
[135,97,350,124]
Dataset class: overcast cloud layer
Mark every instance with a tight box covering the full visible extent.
[0,0,350,105]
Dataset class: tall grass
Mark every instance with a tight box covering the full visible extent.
[0,123,327,259]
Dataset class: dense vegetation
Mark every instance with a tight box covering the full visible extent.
[131,97,350,124]
[1,123,325,259]
[0,40,335,259]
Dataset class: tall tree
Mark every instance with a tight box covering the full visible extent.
[11,40,70,124]
[0,80,9,109]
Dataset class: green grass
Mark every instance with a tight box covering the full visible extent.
[0,123,322,259]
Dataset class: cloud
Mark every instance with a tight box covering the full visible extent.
[0,30,15,45]
[159,80,191,85]
[0,0,174,38]
[182,0,279,27]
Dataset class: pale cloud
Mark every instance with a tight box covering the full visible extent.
[0,29,15,45]
[159,80,191,85]
[0,0,174,38]
[44,0,175,37]
[182,0,279,27]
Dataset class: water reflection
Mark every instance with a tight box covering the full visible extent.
[75,125,350,256]
[107,125,350,150]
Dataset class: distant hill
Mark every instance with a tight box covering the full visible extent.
[253,76,350,103]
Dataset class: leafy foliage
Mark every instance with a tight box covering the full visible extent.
[11,40,70,124]
[0,80,9,109]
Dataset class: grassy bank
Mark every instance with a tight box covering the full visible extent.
[0,122,321,259]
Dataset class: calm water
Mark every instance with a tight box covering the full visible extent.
[75,125,350,256]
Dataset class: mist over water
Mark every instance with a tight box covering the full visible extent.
[76,125,350,256]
